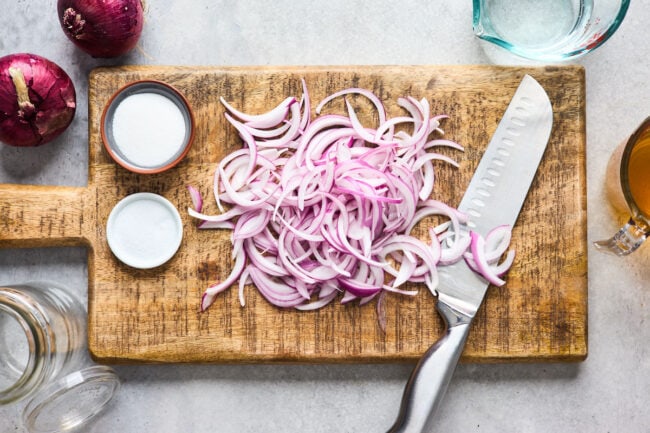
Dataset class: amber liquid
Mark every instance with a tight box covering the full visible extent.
[626,127,650,218]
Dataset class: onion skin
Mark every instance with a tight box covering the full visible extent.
[57,0,144,58]
[0,53,76,147]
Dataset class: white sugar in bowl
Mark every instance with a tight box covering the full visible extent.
[101,80,195,174]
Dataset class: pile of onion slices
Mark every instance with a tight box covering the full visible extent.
[189,81,515,313]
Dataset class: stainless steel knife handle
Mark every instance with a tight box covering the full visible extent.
[387,298,472,433]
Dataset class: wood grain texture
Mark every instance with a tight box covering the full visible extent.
[0,184,91,248]
[1,65,587,363]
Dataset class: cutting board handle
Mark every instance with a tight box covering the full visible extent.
[0,184,91,248]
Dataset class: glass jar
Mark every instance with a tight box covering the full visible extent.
[0,281,119,432]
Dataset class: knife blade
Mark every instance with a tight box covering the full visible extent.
[387,74,553,433]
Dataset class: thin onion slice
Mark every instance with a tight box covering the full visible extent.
[464,227,516,286]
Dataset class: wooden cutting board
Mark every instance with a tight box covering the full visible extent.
[0,65,587,363]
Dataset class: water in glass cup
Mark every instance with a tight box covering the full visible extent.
[473,0,630,62]
[483,1,583,47]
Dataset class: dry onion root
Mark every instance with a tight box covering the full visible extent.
[190,80,515,313]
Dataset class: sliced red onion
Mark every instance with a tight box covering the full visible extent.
[316,87,388,124]
[238,269,251,306]
[295,291,338,311]
[220,96,296,128]
[187,185,203,212]
[464,229,516,286]
[200,248,247,311]
[191,81,516,314]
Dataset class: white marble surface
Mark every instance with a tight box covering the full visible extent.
[1,1,649,432]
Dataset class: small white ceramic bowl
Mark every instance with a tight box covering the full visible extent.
[106,193,183,269]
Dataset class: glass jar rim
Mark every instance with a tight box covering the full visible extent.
[22,365,120,433]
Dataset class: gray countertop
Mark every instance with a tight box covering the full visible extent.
[1,1,649,432]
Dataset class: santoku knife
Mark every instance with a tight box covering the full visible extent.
[387,74,553,433]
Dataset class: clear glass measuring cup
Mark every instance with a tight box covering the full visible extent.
[595,117,650,256]
[472,0,630,62]
[0,281,119,433]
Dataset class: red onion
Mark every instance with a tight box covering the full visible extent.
[190,81,516,312]
[57,0,144,58]
[0,53,76,147]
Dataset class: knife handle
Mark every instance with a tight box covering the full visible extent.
[386,299,472,433]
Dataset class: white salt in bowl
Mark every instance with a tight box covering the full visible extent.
[106,193,183,269]
[101,80,195,174]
